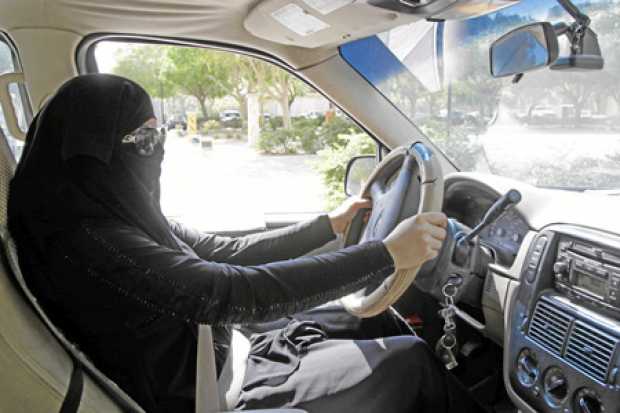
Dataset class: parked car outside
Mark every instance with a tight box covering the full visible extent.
[219,109,240,122]
[167,115,187,131]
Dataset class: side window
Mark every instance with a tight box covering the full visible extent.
[95,41,377,232]
[0,33,30,160]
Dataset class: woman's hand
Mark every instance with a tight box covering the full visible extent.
[383,212,448,270]
[328,196,372,236]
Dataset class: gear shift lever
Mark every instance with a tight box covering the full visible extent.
[460,189,522,245]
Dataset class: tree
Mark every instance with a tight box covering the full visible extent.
[112,45,176,101]
[220,54,265,121]
[595,9,620,108]
[165,48,230,119]
[556,73,596,121]
[260,66,309,129]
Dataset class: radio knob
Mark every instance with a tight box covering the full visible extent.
[554,261,569,275]
[575,389,602,413]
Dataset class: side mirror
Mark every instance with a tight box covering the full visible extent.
[345,155,376,196]
[490,22,559,78]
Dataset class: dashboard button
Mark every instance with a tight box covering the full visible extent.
[602,251,620,267]
[573,243,597,258]
[534,237,548,252]
[553,261,569,275]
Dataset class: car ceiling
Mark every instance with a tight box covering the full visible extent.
[0,0,423,69]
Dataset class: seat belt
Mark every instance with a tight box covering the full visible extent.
[58,361,84,413]
[196,324,223,413]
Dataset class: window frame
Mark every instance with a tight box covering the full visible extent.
[0,32,33,123]
[0,31,34,161]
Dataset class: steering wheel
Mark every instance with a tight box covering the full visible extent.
[341,143,444,318]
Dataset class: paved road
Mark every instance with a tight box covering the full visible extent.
[160,132,326,231]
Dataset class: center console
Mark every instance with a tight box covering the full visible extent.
[506,225,620,413]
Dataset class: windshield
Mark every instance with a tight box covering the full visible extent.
[340,0,620,190]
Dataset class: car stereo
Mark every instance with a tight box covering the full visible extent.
[554,237,620,312]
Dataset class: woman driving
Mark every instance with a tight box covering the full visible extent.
[8,74,479,413]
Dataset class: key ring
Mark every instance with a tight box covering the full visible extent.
[442,283,458,298]
[443,320,456,332]
[440,333,457,350]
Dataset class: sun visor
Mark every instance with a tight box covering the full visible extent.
[244,0,520,49]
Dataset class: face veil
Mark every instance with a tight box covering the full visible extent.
[8,74,179,270]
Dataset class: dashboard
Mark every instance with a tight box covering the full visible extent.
[444,180,529,267]
[442,173,620,413]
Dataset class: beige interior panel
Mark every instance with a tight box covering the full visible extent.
[245,0,418,48]
[0,72,27,140]
[10,28,82,110]
[0,0,338,70]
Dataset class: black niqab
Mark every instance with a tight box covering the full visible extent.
[9,74,179,264]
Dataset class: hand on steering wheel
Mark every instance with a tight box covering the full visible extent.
[384,212,448,270]
[341,143,444,318]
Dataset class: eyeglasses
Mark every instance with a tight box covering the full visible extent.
[122,127,167,156]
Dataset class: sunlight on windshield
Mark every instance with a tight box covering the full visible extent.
[343,0,620,190]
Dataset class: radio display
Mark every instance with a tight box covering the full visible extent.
[574,270,606,298]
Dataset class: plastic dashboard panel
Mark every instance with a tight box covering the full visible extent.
[504,224,620,413]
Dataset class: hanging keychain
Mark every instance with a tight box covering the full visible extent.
[436,276,461,370]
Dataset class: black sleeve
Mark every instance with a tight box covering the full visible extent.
[59,222,394,326]
[169,215,337,265]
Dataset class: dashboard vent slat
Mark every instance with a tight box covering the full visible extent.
[564,321,618,383]
[528,298,572,355]
[567,333,613,360]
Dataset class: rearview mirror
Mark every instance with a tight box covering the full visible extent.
[345,156,376,196]
[490,22,559,78]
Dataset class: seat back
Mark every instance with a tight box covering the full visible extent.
[0,121,144,412]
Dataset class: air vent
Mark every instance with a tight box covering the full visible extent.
[528,298,573,355]
[565,321,618,383]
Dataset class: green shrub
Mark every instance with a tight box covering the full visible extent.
[256,128,299,154]
[318,117,363,149]
[313,133,376,210]
[256,116,366,155]
[297,126,320,153]
[201,120,220,135]
[265,116,283,130]
[292,117,323,130]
